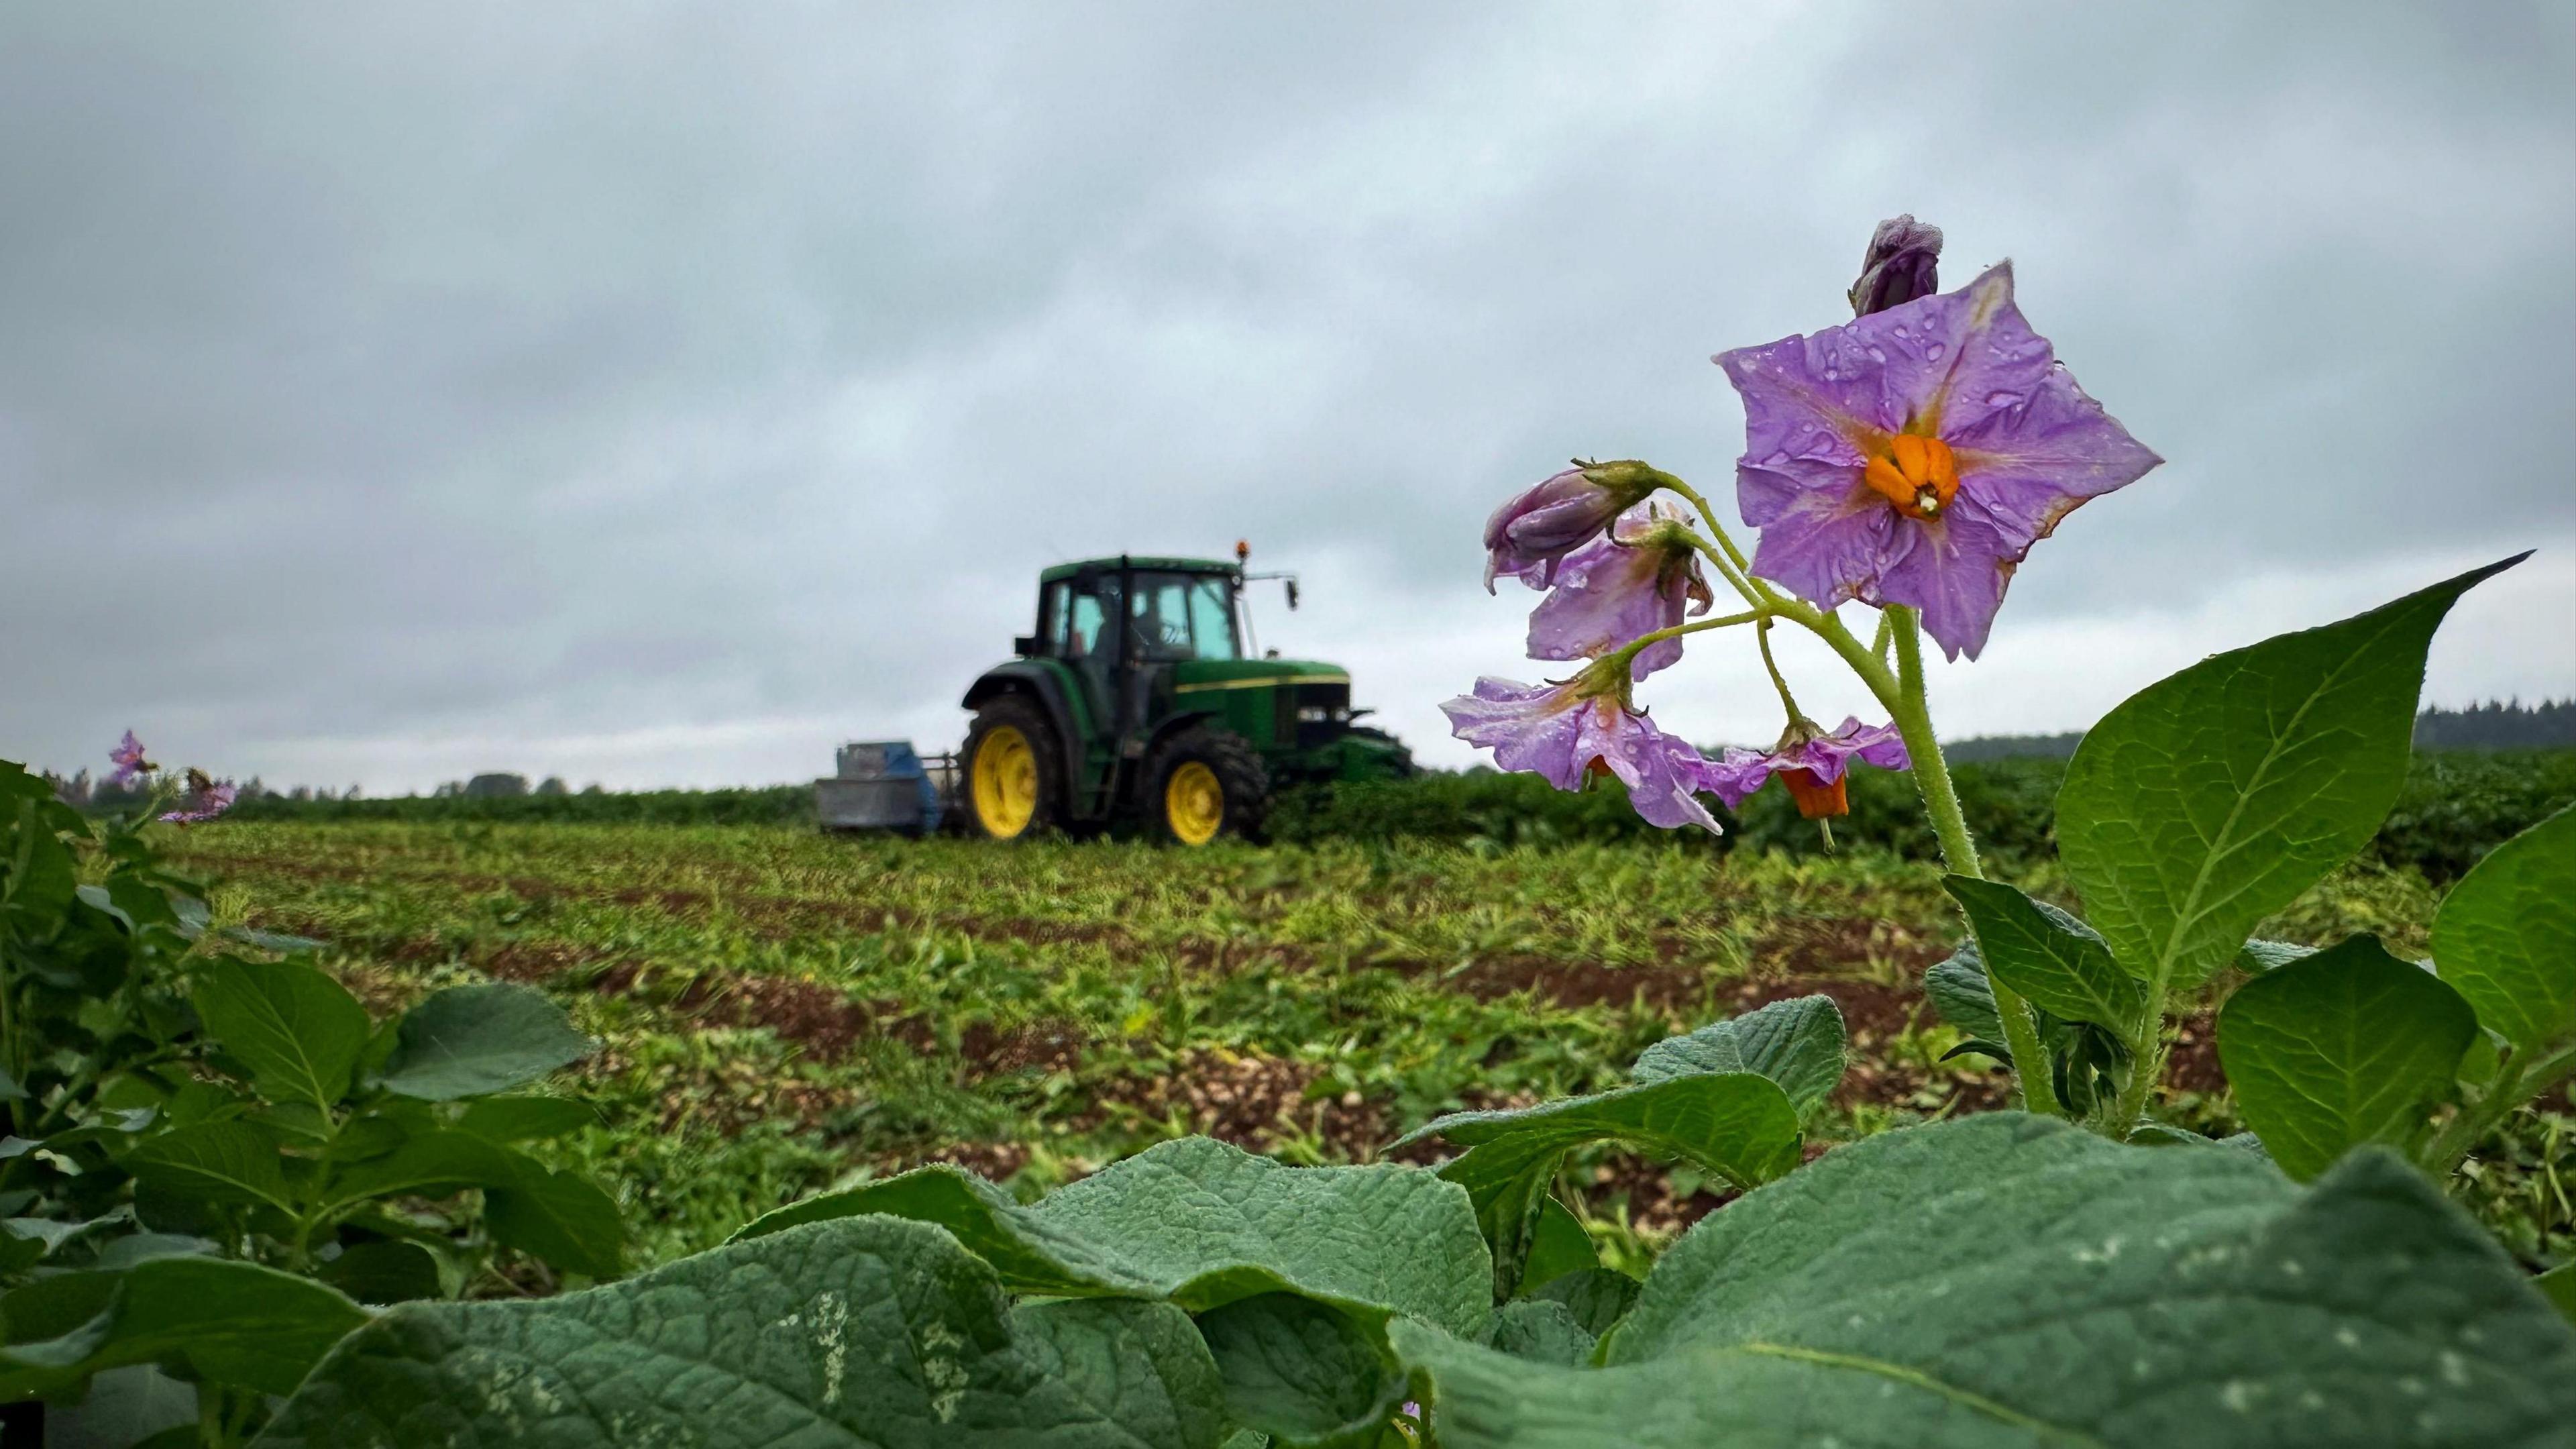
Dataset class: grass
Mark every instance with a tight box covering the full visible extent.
[166,821,2550,1273]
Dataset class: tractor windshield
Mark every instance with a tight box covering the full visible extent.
[1129,572,1240,662]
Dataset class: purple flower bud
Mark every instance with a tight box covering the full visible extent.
[105,729,153,788]
[1440,669,1723,834]
[1847,214,1943,316]
[1702,718,1911,814]
[1483,460,1664,593]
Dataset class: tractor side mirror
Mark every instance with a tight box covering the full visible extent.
[1285,580,1300,610]
[1014,635,1040,657]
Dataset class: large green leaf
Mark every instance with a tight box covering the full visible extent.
[2056,558,2516,996]
[311,1130,523,1219]
[1197,1292,1411,1449]
[2217,935,2479,1180]
[739,1136,1488,1338]
[1397,1074,1799,1300]
[1,1257,368,1400]
[123,1122,296,1215]
[1629,996,1845,1119]
[455,1093,599,1144]
[193,957,371,1109]
[2430,804,2576,1052]
[483,1152,627,1279]
[374,983,592,1101]
[1395,1113,2576,1448]
[1942,877,2141,1031]
[258,1214,1226,1448]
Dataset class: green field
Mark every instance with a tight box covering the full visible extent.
[167,821,2492,1270]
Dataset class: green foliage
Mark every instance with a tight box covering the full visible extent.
[1397,1114,2576,1448]
[0,764,623,1440]
[225,783,817,827]
[262,1214,1230,1449]
[2216,936,2478,1179]
[2430,804,2576,1052]
[2058,559,2510,1000]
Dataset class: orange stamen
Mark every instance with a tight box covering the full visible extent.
[1860,435,1958,520]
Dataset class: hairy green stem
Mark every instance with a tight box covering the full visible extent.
[1753,619,1806,722]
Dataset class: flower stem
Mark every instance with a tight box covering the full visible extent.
[1754,619,1806,721]
[1880,609,2061,1117]
[1602,608,1768,677]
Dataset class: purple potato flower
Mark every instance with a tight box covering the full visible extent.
[1847,214,1943,316]
[1524,501,1714,680]
[1483,460,1664,592]
[159,769,237,824]
[1703,717,1911,818]
[1441,672,1722,834]
[106,730,153,788]
[1715,262,2161,661]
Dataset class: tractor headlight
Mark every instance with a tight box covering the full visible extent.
[1297,706,1336,724]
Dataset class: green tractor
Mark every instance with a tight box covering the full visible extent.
[959,550,1411,845]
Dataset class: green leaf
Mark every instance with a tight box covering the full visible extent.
[1631,996,1845,1119]
[2217,935,2479,1180]
[374,983,592,1101]
[193,957,371,1108]
[260,1214,1225,1449]
[1923,945,2006,1044]
[123,1122,296,1216]
[3,796,78,924]
[1483,1299,1595,1367]
[1526,1268,1639,1340]
[318,1240,443,1305]
[483,1152,625,1279]
[454,1093,598,1143]
[2057,557,2518,995]
[739,1136,1489,1339]
[1518,1197,1597,1293]
[0,1257,368,1400]
[2538,1263,2576,1326]
[2430,804,2576,1052]
[1943,877,2142,1034]
[314,1130,521,1217]
[1395,1113,2576,1448]
[1198,1292,1410,1448]
[1397,1075,1799,1300]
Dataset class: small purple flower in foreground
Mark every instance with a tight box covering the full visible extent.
[1483,460,1664,593]
[159,768,237,824]
[1441,670,1722,834]
[1715,261,2161,661]
[106,730,154,788]
[1704,717,1910,820]
[1525,502,1714,680]
[1847,214,1943,316]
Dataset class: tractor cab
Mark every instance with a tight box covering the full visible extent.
[959,552,1410,844]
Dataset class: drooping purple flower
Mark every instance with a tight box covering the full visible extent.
[1483,460,1664,593]
[106,730,153,788]
[1524,501,1714,680]
[1847,214,1943,316]
[1441,673,1722,833]
[1703,717,1911,819]
[158,769,237,824]
[1716,262,2161,661]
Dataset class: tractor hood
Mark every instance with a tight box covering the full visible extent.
[1170,659,1348,694]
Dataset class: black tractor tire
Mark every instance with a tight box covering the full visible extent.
[1144,725,1270,847]
[962,695,1067,841]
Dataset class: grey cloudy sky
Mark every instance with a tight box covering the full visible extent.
[6,2,2573,790]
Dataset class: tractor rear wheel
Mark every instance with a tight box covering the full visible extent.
[964,696,1065,841]
[1146,726,1269,846]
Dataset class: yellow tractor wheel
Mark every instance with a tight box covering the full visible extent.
[963,699,1062,840]
[1146,727,1269,846]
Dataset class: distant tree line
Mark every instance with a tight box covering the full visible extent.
[2412,699,2576,750]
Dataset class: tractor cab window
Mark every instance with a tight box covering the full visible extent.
[1129,572,1238,663]
[1065,581,1116,660]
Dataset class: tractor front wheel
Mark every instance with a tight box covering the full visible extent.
[964,696,1065,841]
[1146,726,1269,847]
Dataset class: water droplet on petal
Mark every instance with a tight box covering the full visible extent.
[1925,343,1945,360]
[1868,347,1887,363]
[1986,390,2023,407]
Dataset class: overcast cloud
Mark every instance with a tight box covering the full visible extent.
[5,2,2573,791]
